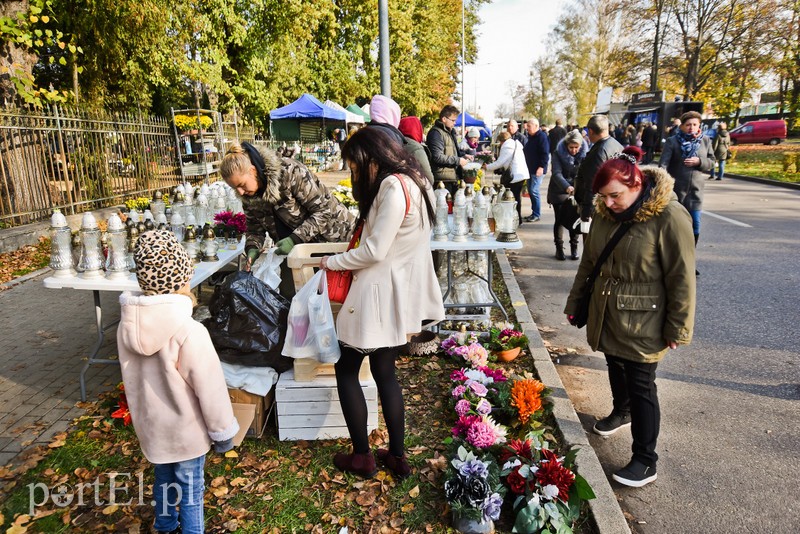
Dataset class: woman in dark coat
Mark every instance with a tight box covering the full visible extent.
[658,111,715,266]
[548,129,588,260]
[565,146,696,488]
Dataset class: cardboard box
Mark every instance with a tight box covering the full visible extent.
[228,388,274,439]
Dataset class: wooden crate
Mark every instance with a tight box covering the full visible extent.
[275,370,378,441]
[292,357,371,382]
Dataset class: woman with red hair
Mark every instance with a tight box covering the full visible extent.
[564,146,696,487]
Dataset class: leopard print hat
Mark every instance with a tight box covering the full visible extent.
[134,230,194,295]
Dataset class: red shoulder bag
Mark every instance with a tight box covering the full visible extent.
[327,176,411,304]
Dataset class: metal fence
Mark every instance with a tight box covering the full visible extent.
[0,105,261,228]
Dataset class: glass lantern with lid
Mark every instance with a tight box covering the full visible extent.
[78,212,105,278]
[450,188,469,242]
[183,226,201,263]
[432,192,450,241]
[150,190,165,222]
[201,225,219,262]
[471,192,491,241]
[493,188,520,243]
[105,214,130,279]
[48,210,75,278]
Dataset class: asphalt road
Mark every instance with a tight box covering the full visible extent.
[508,175,800,534]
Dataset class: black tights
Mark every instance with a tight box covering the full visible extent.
[335,344,405,457]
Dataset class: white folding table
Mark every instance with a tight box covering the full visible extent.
[43,239,244,401]
[430,235,523,321]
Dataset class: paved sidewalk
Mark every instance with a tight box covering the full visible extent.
[0,274,122,467]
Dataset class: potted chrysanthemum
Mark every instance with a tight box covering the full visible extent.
[486,324,529,362]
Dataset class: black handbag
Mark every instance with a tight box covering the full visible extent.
[570,223,632,328]
[500,142,518,186]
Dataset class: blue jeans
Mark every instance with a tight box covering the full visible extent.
[153,455,205,534]
[527,174,543,218]
[690,209,701,237]
[710,159,726,180]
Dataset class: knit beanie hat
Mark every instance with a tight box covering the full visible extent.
[467,127,481,138]
[370,95,401,127]
[134,230,194,295]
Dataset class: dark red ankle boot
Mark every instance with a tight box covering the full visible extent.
[376,449,412,479]
[333,451,377,478]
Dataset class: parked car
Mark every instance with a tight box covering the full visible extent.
[729,120,787,145]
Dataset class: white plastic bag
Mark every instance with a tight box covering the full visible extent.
[251,247,284,290]
[282,270,340,363]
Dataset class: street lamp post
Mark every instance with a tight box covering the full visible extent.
[379,0,391,97]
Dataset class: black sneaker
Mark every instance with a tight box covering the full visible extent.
[592,412,631,436]
[612,460,657,487]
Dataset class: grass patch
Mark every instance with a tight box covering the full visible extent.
[725,145,800,183]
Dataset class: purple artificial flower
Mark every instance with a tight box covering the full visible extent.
[475,398,492,415]
[455,399,471,416]
[468,381,489,397]
[482,493,504,522]
[458,458,489,478]
[451,385,467,398]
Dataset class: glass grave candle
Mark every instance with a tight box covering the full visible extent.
[432,193,450,241]
[48,210,75,277]
[450,188,469,242]
[471,192,491,241]
[78,212,104,278]
[105,214,130,279]
[201,225,220,262]
[494,188,520,243]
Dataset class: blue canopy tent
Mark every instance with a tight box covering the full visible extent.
[454,111,486,128]
[269,93,347,142]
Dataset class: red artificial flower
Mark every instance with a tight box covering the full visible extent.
[508,439,534,461]
[111,392,132,426]
[536,449,575,502]
[506,467,528,495]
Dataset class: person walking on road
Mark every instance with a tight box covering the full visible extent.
[522,117,550,222]
[548,119,567,154]
[710,122,731,181]
[574,115,623,226]
[565,147,696,488]
[659,111,714,274]
[548,130,587,260]
[485,131,529,224]
[641,123,659,165]
[321,127,444,481]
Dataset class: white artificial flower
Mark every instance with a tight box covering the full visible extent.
[527,493,541,508]
[502,458,521,471]
[464,368,493,385]
[542,484,560,501]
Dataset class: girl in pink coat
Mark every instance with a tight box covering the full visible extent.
[117,230,238,534]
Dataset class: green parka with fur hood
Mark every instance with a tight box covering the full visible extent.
[564,166,696,363]
[242,145,356,255]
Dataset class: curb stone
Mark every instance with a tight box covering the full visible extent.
[724,173,800,190]
[0,267,51,290]
[496,251,631,534]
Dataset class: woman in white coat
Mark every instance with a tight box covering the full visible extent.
[320,127,444,479]
[485,131,529,224]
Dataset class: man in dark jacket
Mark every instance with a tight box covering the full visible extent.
[641,122,660,164]
[548,119,567,154]
[574,115,623,223]
[522,117,550,222]
[427,105,470,192]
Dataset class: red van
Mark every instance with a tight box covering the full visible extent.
[729,120,787,145]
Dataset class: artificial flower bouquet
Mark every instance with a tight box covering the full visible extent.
[498,437,595,533]
[444,446,506,524]
[213,210,247,235]
[441,331,489,368]
[451,366,514,426]
[486,323,529,352]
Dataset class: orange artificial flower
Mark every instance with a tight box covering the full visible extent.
[511,379,546,425]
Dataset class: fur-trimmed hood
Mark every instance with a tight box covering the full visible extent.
[254,144,285,205]
[594,165,676,223]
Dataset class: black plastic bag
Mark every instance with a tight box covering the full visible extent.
[202,271,293,371]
